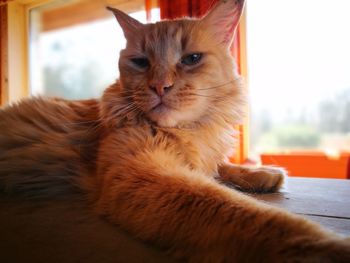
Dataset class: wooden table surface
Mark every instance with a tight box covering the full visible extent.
[0,177,349,263]
[254,177,350,236]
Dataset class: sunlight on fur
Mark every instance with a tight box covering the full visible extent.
[0,0,349,262]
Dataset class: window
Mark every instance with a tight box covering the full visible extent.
[29,0,159,99]
[247,0,350,158]
[3,0,348,178]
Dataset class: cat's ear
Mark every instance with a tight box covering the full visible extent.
[107,6,144,40]
[201,0,245,46]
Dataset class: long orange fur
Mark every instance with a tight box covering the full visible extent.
[0,0,349,262]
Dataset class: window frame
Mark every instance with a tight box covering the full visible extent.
[1,0,54,105]
[0,0,147,105]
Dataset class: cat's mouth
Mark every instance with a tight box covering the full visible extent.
[148,102,179,127]
[147,99,181,127]
[151,102,170,114]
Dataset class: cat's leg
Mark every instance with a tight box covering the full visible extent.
[218,163,286,192]
[94,148,349,262]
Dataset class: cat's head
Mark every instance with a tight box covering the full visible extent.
[106,0,246,128]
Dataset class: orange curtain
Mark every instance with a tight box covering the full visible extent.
[158,0,216,19]
[145,0,246,164]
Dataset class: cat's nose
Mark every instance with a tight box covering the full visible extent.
[149,82,174,97]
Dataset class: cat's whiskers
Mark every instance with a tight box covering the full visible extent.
[189,93,233,100]
[196,80,238,91]
[206,107,241,122]
[69,101,136,132]
[114,106,139,118]
[107,101,141,122]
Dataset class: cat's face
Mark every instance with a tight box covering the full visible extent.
[110,0,245,127]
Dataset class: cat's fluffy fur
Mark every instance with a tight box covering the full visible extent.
[0,0,350,262]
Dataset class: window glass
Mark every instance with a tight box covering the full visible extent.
[29,0,160,100]
[247,0,350,158]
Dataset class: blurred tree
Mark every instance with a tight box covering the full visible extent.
[274,125,320,148]
[318,87,350,133]
[43,59,102,100]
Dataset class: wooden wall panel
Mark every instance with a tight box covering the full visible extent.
[42,0,144,32]
[7,2,28,103]
[0,4,8,105]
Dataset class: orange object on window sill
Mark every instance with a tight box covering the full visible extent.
[261,152,350,179]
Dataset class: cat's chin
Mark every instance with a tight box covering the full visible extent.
[148,104,179,127]
[155,118,178,128]
[148,102,204,128]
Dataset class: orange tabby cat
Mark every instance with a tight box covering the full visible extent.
[0,0,349,262]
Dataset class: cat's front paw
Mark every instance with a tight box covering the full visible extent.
[219,164,287,193]
[245,166,286,192]
[236,166,286,193]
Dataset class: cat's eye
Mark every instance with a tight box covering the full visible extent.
[181,53,202,66]
[131,57,150,68]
